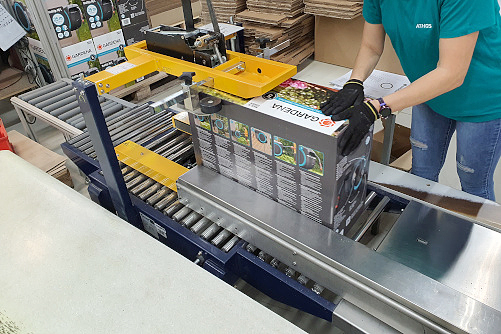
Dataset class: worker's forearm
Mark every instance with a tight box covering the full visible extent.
[350,44,382,82]
[375,67,464,112]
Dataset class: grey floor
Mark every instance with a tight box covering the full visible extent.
[1,58,500,333]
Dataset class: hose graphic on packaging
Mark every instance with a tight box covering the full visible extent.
[274,141,294,157]
[255,131,267,143]
[336,156,368,213]
[298,146,323,172]
[215,119,224,130]
[13,2,31,32]
[234,130,242,138]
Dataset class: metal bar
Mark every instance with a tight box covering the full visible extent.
[12,105,38,142]
[73,79,141,228]
[380,114,396,165]
[205,0,220,33]
[352,196,390,242]
[181,0,195,30]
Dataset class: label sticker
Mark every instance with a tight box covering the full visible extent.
[140,212,158,239]
[154,223,167,239]
[105,61,136,74]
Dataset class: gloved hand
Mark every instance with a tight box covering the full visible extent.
[332,101,378,156]
[321,79,364,117]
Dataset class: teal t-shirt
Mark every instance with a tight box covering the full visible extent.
[363,0,501,122]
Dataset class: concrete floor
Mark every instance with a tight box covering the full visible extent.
[1,58,500,333]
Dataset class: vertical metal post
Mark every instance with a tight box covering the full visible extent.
[13,105,39,142]
[181,0,195,30]
[380,114,396,165]
[72,79,141,228]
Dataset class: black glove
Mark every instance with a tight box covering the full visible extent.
[321,79,364,117]
[333,101,378,156]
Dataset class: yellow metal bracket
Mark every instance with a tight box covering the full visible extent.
[86,40,296,99]
[115,140,188,192]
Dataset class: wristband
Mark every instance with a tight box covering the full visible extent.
[344,79,364,87]
[365,101,379,120]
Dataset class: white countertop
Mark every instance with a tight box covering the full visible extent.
[0,151,306,334]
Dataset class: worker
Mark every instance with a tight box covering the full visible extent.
[321,0,501,201]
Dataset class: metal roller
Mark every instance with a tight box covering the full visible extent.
[245,244,257,253]
[138,183,162,201]
[258,251,272,262]
[52,101,79,117]
[221,236,240,253]
[105,103,149,123]
[153,192,177,211]
[19,81,67,101]
[146,187,170,206]
[125,174,147,190]
[123,170,139,183]
[131,178,155,195]
[311,283,325,295]
[180,211,202,228]
[43,95,78,113]
[143,129,182,150]
[28,85,72,105]
[297,275,310,286]
[121,165,132,175]
[158,138,192,157]
[172,206,192,222]
[285,267,296,278]
[152,134,189,155]
[35,90,75,109]
[134,125,175,147]
[200,223,221,240]
[74,104,124,129]
[270,258,280,268]
[211,229,231,247]
[163,200,184,217]
[190,217,211,234]
[127,120,174,146]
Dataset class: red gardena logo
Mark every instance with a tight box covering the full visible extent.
[319,119,336,127]
[97,44,103,51]
[66,55,72,62]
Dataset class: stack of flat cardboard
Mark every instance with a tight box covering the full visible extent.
[304,0,363,19]
[237,11,314,65]
[8,131,74,188]
[201,0,247,24]
[145,0,200,18]
[246,0,303,17]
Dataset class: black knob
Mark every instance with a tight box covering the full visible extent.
[256,38,270,49]
[200,97,222,114]
[179,72,196,85]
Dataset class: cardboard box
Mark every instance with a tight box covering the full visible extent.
[187,79,371,233]
[8,131,74,187]
[122,21,150,45]
[148,2,202,27]
[315,16,404,75]
[371,123,412,171]
[115,0,148,27]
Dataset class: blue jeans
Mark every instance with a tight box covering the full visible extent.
[411,103,501,201]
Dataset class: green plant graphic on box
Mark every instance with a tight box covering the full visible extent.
[69,0,92,41]
[230,120,250,146]
[298,145,324,176]
[211,114,230,138]
[195,115,211,130]
[274,137,296,165]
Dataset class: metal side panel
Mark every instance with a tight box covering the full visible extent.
[177,166,501,334]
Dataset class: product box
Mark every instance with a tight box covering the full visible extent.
[121,20,149,45]
[92,29,126,69]
[188,79,372,233]
[115,0,147,27]
[61,39,100,79]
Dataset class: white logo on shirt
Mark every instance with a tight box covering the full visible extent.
[416,24,433,29]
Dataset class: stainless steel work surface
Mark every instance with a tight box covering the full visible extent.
[178,166,501,334]
[377,200,501,311]
[0,151,306,334]
[369,161,501,231]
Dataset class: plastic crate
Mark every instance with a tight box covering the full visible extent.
[0,118,15,153]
